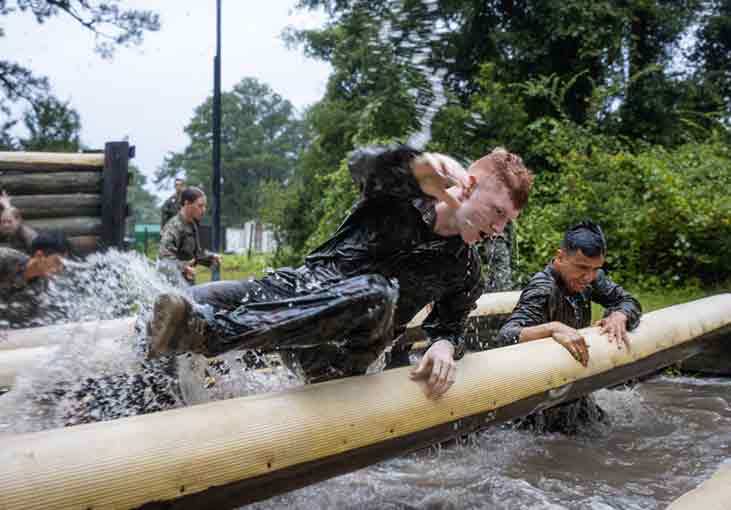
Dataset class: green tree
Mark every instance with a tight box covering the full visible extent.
[127,165,159,225]
[0,1,159,130]
[155,77,308,227]
[18,96,81,151]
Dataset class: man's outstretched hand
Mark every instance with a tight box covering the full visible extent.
[409,339,457,399]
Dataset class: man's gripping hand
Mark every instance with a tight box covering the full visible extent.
[595,311,630,351]
[409,340,457,399]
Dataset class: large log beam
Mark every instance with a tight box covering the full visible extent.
[0,152,104,171]
[667,464,731,509]
[0,295,728,510]
[0,172,102,195]
[10,194,101,219]
[25,216,102,237]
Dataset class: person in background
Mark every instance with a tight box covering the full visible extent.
[0,191,38,254]
[494,221,642,433]
[158,186,220,285]
[160,177,186,230]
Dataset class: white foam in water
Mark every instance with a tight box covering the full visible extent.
[0,250,302,435]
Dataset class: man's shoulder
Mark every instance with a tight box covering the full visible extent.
[162,214,184,233]
[519,266,558,299]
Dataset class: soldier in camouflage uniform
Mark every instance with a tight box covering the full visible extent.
[160,178,185,230]
[0,191,37,253]
[158,186,220,285]
[0,245,63,327]
[481,220,514,293]
[494,221,642,433]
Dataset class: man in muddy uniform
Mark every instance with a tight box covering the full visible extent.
[0,191,37,253]
[147,145,534,398]
[158,186,220,285]
[495,221,642,432]
[0,243,64,327]
[160,177,185,229]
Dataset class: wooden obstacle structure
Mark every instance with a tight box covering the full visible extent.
[0,142,133,254]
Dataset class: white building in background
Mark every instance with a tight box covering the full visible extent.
[226,220,278,254]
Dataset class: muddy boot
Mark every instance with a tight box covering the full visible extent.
[147,294,211,358]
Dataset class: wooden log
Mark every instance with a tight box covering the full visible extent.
[667,464,731,509]
[0,295,728,510]
[68,235,100,254]
[101,142,130,250]
[25,216,102,237]
[0,152,104,171]
[10,194,101,219]
[0,172,102,195]
[0,318,134,351]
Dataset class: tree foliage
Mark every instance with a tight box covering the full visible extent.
[156,77,308,228]
[127,165,160,225]
[0,1,159,134]
[274,0,731,286]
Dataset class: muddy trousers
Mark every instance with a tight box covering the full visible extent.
[189,268,399,383]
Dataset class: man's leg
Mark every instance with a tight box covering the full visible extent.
[148,271,398,371]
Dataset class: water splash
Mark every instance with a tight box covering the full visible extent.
[0,250,301,435]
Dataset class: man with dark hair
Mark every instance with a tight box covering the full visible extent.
[30,232,74,258]
[146,145,534,398]
[0,191,38,254]
[494,221,642,432]
[158,186,220,285]
[160,178,186,229]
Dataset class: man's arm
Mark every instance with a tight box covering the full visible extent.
[348,145,423,200]
[591,270,642,349]
[496,275,590,366]
[591,270,642,330]
[0,247,61,292]
[410,258,484,398]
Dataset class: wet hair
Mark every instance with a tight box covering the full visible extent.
[31,232,73,256]
[180,186,205,206]
[561,221,607,258]
[174,177,185,184]
[470,148,534,209]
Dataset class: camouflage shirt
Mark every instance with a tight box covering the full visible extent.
[0,224,38,254]
[495,264,642,347]
[158,213,215,284]
[160,193,181,230]
[0,247,44,328]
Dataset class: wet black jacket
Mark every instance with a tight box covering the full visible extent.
[495,264,642,346]
[305,145,484,358]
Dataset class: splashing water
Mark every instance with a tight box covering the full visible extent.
[0,250,301,435]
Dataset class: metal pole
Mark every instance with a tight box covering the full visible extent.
[211,0,222,280]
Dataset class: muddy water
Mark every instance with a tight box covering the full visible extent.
[247,376,731,509]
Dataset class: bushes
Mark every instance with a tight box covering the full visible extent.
[515,122,731,287]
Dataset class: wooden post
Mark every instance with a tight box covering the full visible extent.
[100,142,130,250]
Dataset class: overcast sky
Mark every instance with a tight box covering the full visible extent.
[4,1,331,200]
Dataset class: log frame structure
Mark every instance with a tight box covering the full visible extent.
[0,294,728,510]
[0,142,133,254]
